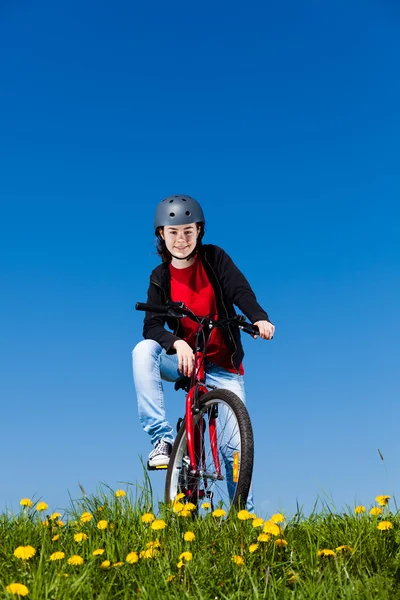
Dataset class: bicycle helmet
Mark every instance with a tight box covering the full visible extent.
[154,194,205,230]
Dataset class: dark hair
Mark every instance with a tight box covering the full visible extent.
[155,223,205,263]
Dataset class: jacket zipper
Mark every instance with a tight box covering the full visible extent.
[203,251,239,373]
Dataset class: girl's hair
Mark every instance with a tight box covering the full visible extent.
[155,223,205,263]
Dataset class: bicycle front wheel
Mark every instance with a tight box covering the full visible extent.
[165,389,254,514]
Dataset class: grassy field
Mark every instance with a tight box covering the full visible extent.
[1,482,400,599]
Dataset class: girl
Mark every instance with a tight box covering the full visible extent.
[132,195,274,510]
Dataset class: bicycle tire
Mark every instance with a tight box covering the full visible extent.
[165,388,254,514]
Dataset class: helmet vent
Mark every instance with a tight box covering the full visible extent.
[170,212,175,217]
[185,211,191,216]
[169,199,174,203]
[182,198,187,201]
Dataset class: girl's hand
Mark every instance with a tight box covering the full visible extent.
[253,320,275,340]
[173,340,195,377]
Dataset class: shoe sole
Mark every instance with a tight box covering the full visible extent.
[147,460,169,471]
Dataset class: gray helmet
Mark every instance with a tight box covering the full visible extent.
[154,194,205,230]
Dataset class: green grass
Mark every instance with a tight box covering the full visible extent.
[1,484,400,599]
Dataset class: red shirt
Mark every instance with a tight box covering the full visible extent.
[169,258,244,375]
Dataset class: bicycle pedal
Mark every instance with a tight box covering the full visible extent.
[147,462,168,471]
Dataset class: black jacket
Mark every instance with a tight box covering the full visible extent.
[143,244,270,371]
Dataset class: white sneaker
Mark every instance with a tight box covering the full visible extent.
[148,439,172,468]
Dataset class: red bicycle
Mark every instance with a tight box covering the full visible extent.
[136,300,259,513]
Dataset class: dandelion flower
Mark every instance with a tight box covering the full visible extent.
[166,575,175,582]
[97,520,108,530]
[271,513,285,524]
[177,560,184,569]
[376,495,390,506]
[126,551,139,564]
[151,519,166,530]
[263,521,281,536]
[101,560,110,568]
[67,555,84,565]
[140,548,158,559]
[201,502,211,509]
[56,520,65,528]
[212,508,226,518]
[141,513,155,523]
[179,509,191,518]
[318,549,335,557]
[50,551,65,561]
[354,505,366,514]
[370,507,383,516]
[179,551,193,562]
[115,489,126,498]
[336,545,353,553]
[41,520,49,527]
[174,493,185,501]
[257,533,271,542]
[185,502,197,511]
[146,540,161,548]
[252,518,264,528]
[6,583,29,596]
[80,512,93,523]
[92,549,105,556]
[173,502,185,513]
[377,521,393,531]
[14,546,36,560]
[74,532,88,542]
[36,502,48,512]
[52,535,60,541]
[113,561,124,567]
[275,539,288,548]
[249,543,259,553]
[237,509,251,521]
[49,512,61,520]
[184,531,195,542]
[232,554,244,565]
[19,498,33,508]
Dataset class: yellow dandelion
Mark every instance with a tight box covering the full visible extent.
[36,502,48,512]
[271,513,285,524]
[317,549,336,557]
[179,551,193,562]
[166,575,175,582]
[257,533,271,542]
[177,560,184,569]
[92,549,105,556]
[6,583,29,596]
[52,534,60,541]
[201,502,211,509]
[49,512,62,520]
[50,551,65,561]
[263,521,281,536]
[370,507,383,516]
[174,493,185,501]
[19,498,33,508]
[185,502,197,511]
[141,513,155,523]
[249,543,259,553]
[212,508,226,518]
[173,502,185,513]
[237,509,251,521]
[252,518,264,528]
[336,545,353,553]
[56,520,65,528]
[354,505,366,514]
[275,539,288,548]
[41,519,49,527]
[126,551,139,564]
[73,532,88,542]
[115,489,126,498]
[146,540,161,548]
[113,561,124,567]
[67,555,84,565]
[184,531,195,542]
[232,554,244,565]
[377,521,393,531]
[14,546,36,560]
[151,519,166,530]
[97,520,108,530]
[249,513,257,519]
[179,509,191,517]
[80,511,93,523]
[140,548,158,559]
[97,506,104,511]
[376,495,390,506]
[101,560,111,568]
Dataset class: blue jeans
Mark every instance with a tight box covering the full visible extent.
[132,339,254,512]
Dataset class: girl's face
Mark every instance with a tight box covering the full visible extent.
[160,223,199,259]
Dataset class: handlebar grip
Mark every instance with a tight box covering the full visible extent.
[240,323,259,336]
[135,302,168,314]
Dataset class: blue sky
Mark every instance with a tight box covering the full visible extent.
[1,0,399,517]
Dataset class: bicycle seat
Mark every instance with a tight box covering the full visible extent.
[174,377,191,393]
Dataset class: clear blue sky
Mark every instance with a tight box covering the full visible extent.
[1,0,399,517]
